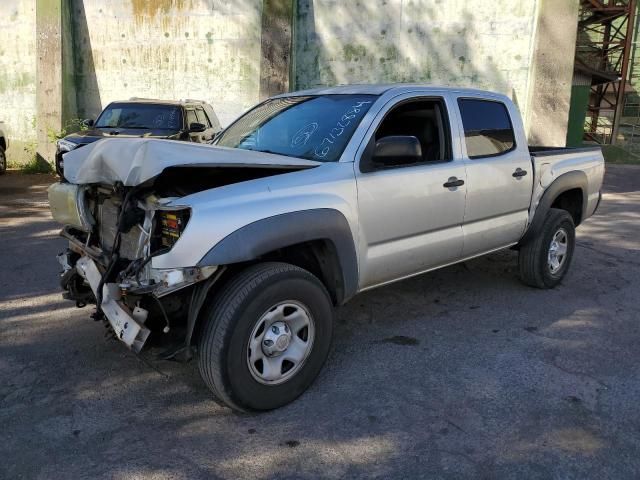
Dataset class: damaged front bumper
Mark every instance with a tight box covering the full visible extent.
[75,255,151,352]
[59,250,218,353]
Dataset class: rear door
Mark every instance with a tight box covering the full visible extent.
[455,97,534,257]
[354,93,467,289]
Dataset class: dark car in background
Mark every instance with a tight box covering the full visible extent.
[0,121,8,175]
[56,98,221,176]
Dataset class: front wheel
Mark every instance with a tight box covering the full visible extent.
[519,208,576,288]
[198,262,334,411]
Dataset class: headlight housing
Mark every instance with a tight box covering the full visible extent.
[154,208,191,250]
[47,182,94,231]
[57,139,78,153]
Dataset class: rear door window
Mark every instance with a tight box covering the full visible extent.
[458,99,515,158]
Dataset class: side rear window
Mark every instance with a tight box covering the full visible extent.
[458,99,515,158]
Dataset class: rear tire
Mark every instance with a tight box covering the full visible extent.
[519,208,575,288]
[198,262,334,412]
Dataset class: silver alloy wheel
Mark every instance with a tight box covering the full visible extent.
[548,228,568,274]
[247,301,315,385]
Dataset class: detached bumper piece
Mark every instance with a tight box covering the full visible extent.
[76,256,150,352]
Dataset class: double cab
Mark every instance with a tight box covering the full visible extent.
[48,84,604,411]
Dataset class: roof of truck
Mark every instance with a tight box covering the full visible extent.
[110,98,210,106]
[275,84,507,98]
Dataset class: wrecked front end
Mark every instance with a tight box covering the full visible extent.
[48,138,321,355]
[49,180,219,354]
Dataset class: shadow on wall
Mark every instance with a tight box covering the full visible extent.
[71,0,103,120]
[294,1,512,96]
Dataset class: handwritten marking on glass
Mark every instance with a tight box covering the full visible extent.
[291,122,319,147]
[314,101,372,159]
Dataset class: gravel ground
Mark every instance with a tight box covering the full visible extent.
[1,166,639,479]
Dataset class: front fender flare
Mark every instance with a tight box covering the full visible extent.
[197,208,359,302]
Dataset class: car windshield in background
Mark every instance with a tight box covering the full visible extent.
[95,103,182,130]
[215,95,377,162]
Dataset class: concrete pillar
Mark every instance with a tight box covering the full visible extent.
[526,0,580,147]
[36,0,76,164]
[259,0,294,100]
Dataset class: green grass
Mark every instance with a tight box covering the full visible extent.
[17,155,54,174]
[600,145,640,165]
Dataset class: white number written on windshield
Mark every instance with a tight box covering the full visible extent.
[313,101,373,159]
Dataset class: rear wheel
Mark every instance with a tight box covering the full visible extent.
[198,262,334,411]
[519,208,575,288]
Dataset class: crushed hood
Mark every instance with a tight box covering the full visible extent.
[63,138,321,186]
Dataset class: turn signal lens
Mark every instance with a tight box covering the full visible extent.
[158,209,190,248]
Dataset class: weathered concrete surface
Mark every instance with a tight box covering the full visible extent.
[295,0,540,116]
[71,0,263,126]
[0,0,37,164]
[526,0,580,146]
[259,0,294,99]
[35,0,77,163]
[1,165,639,479]
[6,0,583,160]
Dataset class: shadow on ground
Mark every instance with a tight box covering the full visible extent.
[1,168,639,479]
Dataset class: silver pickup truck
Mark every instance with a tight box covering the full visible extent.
[48,85,604,411]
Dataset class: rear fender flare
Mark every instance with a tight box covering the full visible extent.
[520,170,588,245]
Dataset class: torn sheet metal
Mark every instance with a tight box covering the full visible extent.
[76,256,150,352]
[62,138,321,186]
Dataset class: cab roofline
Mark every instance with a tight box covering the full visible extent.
[272,83,509,99]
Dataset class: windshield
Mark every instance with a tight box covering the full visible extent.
[95,103,182,130]
[215,94,377,162]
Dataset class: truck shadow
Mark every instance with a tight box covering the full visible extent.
[1,168,639,478]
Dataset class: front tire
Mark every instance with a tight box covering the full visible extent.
[519,208,576,288]
[198,262,334,412]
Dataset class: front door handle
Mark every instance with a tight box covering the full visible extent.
[443,177,465,188]
[512,168,528,178]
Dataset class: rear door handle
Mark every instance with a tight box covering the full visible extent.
[443,177,465,188]
[512,168,528,178]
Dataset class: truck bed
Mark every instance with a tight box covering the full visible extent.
[529,145,602,157]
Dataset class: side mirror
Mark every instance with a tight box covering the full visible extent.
[82,118,94,128]
[372,136,422,167]
[189,122,207,133]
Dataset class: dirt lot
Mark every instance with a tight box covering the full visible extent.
[1,167,639,479]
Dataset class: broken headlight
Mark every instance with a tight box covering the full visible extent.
[155,208,190,249]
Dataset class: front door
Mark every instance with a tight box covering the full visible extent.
[355,96,467,289]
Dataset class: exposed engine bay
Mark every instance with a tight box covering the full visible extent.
[50,163,310,355]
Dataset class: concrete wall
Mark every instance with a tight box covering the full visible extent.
[3,0,581,165]
[0,0,37,164]
[526,0,580,146]
[294,0,579,144]
[72,0,263,125]
[294,0,540,121]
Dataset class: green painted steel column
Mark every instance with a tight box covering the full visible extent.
[566,84,590,147]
